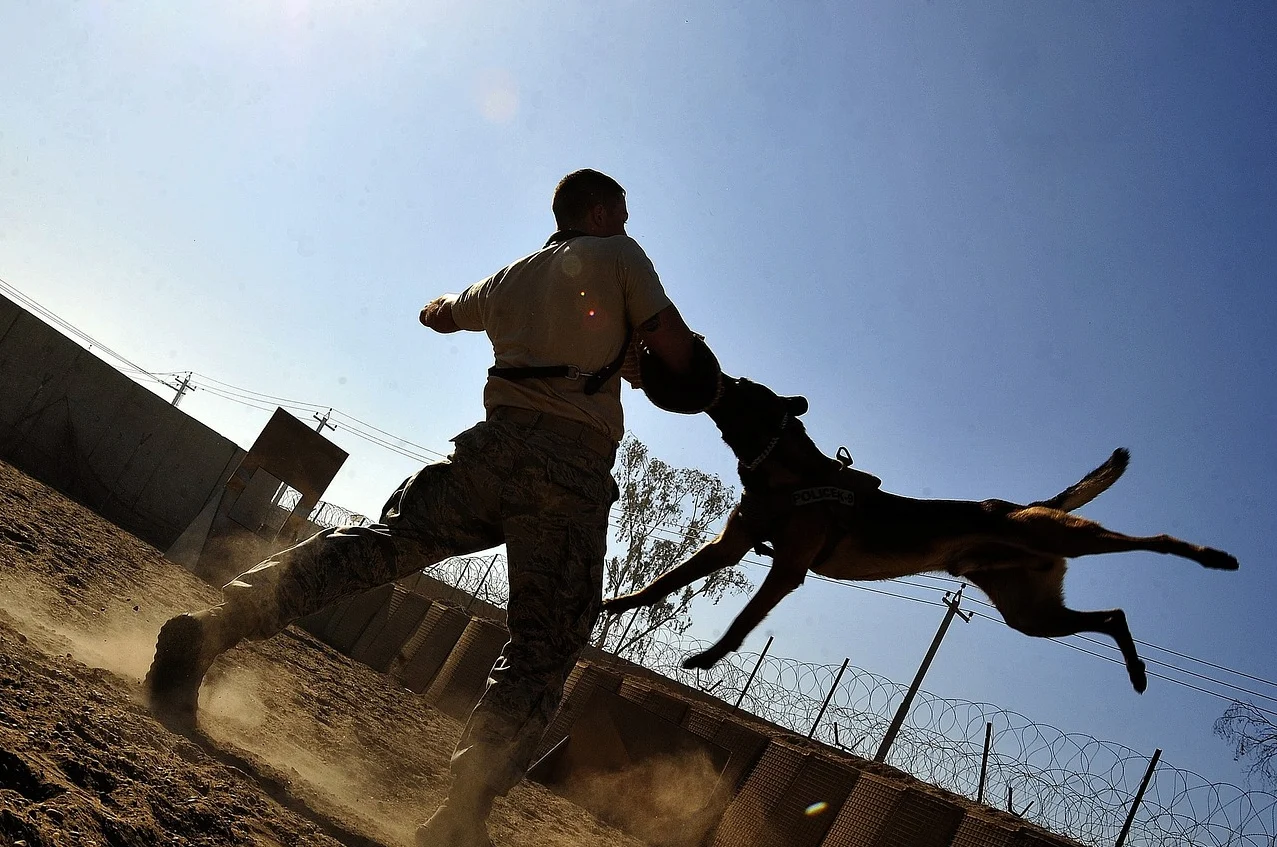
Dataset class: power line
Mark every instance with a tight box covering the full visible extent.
[183,371,1277,708]
[0,275,172,388]
[5,280,1273,716]
[190,372,332,413]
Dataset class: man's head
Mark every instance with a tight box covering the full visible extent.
[553,169,628,236]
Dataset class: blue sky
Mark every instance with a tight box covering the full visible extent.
[2,1,1275,794]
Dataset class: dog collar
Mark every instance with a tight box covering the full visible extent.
[741,413,789,471]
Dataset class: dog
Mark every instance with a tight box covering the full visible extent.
[603,375,1238,692]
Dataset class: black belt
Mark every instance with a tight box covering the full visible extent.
[488,323,632,396]
[487,406,616,458]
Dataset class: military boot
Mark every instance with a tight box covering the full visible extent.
[414,794,496,847]
[144,604,253,728]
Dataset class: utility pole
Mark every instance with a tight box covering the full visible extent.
[168,372,193,407]
[313,408,336,434]
[874,585,972,763]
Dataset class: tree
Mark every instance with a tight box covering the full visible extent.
[594,434,752,660]
[1214,701,1277,786]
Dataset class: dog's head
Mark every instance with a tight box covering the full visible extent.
[708,375,808,468]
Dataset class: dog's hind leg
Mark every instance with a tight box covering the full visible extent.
[966,566,1148,692]
[1007,508,1238,571]
[602,505,755,615]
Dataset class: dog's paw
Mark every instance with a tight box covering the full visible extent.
[1199,548,1239,571]
[681,650,723,671]
[1130,659,1148,694]
[601,596,636,615]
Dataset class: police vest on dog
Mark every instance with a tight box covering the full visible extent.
[793,486,856,508]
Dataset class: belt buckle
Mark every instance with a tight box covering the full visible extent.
[564,365,581,380]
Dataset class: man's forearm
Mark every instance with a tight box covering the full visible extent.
[636,304,695,373]
[420,295,462,334]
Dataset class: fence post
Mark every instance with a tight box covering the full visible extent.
[874,586,971,763]
[613,608,643,655]
[808,658,850,739]
[465,554,500,612]
[1115,748,1161,847]
[448,556,475,605]
[733,635,774,710]
[977,722,992,804]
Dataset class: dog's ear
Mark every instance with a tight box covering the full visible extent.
[785,395,809,416]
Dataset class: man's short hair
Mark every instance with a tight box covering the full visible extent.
[552,169,625,228]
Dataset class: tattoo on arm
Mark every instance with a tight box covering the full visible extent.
[639,313,662,332]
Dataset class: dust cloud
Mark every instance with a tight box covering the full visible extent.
[560,748,726,846]
[0,571,176,681]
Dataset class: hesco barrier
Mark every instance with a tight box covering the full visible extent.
[712,737,862,847]
[684,706,771,797]
[351,587,433,673]
[950,815,1018,847]
[535,662,625,762]
[822,772,901,846]
[296,583,395,652]
[390,602,471,694]
[295,585,1082,847]
[316,583,397,654]
[425,615,510,718]
[1014,829,1078,847]
[618,676,692,724]
[823,778,966,847]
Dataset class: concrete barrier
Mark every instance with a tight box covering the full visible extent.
[0,295,243,551]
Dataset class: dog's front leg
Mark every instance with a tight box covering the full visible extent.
[603,506,754,615]
[682,513,824,670]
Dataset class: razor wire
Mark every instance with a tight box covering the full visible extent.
[302,507,1277,847]
[625,628,1277,847]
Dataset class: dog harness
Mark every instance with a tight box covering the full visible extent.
[741,446,882,560]
[486,229,632,395]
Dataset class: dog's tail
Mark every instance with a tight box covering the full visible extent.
[1032,448,1130,512]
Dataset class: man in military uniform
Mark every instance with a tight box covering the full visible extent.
[145,169,711,847]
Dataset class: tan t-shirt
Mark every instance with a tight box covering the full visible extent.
[451,234,673,442]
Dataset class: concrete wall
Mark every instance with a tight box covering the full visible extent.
[0,294,244,551]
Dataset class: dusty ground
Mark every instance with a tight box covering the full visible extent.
[0,459,648,847]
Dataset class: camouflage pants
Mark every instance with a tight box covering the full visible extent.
[221,417,617,797]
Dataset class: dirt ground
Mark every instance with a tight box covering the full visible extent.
[0,458,649,847]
